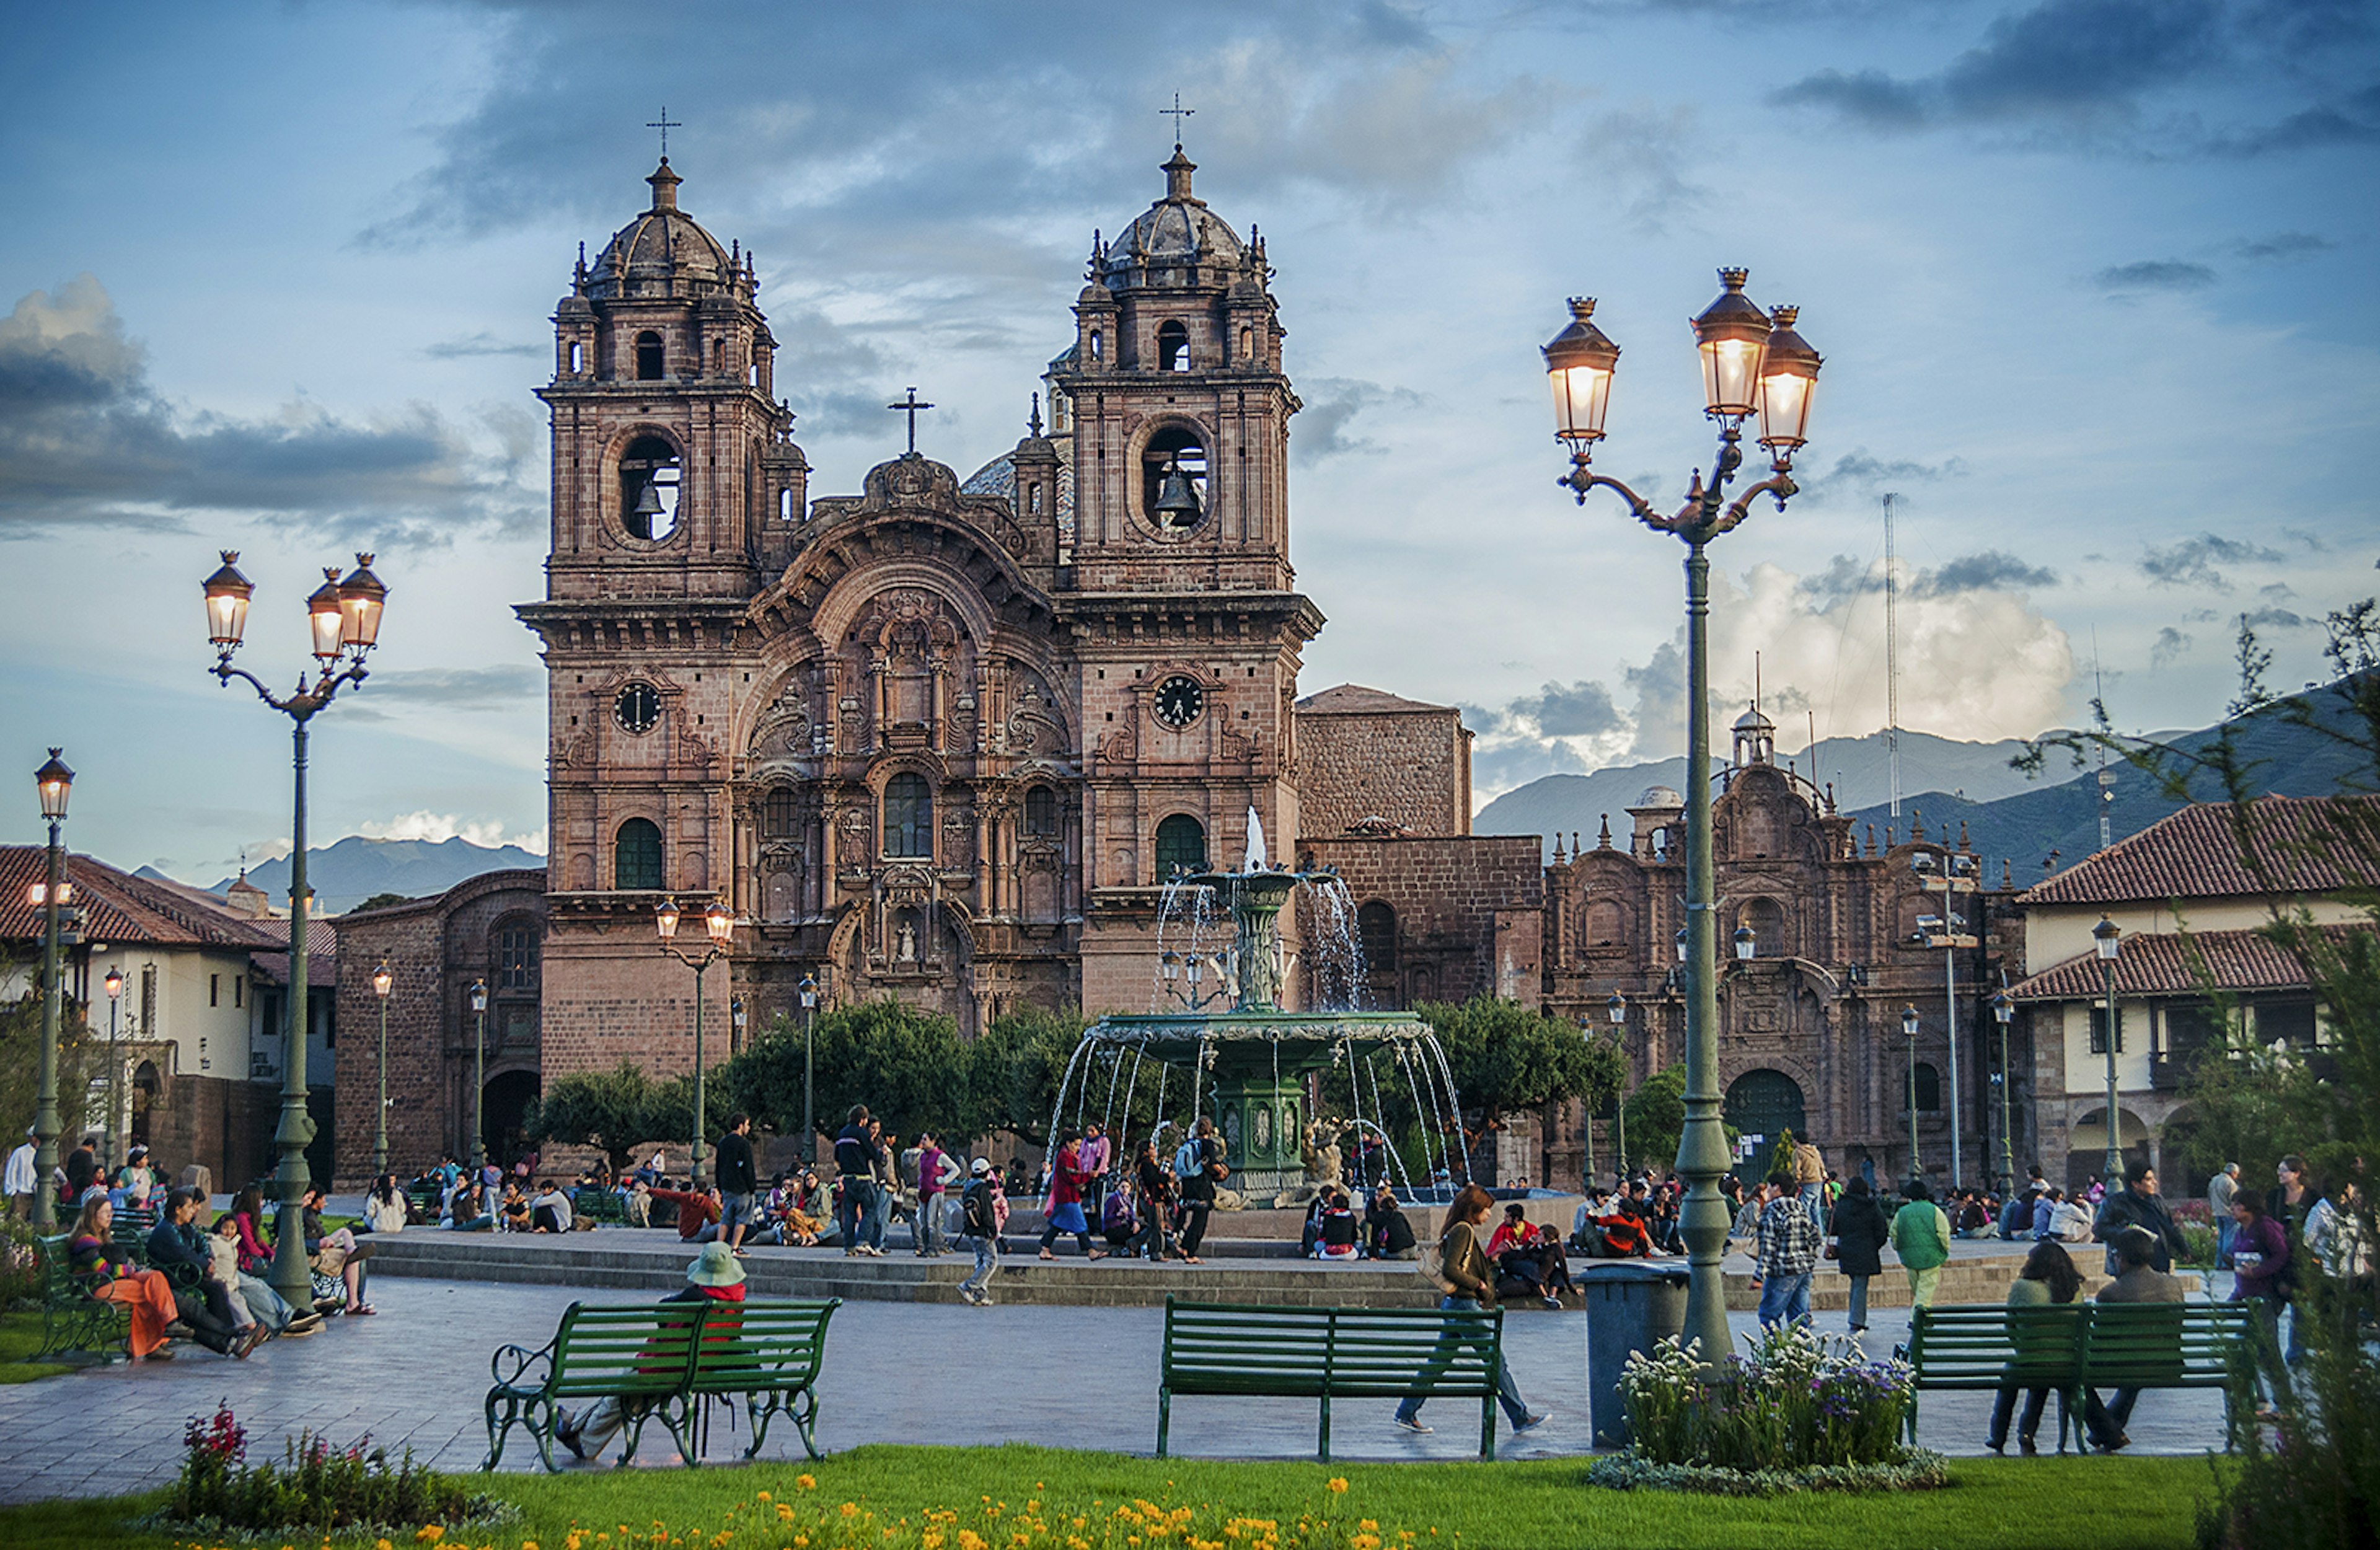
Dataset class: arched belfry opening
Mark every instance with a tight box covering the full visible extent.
[620,434,682,540]
[1142,424,1207,531]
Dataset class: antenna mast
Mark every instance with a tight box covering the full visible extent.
[2094,633,2113,852]
[1884,491,1902,819]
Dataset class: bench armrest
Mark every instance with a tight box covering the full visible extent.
[489,1338,556,1396]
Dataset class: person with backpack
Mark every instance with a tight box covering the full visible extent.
[958,1157,1007,1306]
[1890,1178,1952,1309]
[1176,1117,1223,1264]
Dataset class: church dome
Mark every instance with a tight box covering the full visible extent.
[1099,147,1253,291]
[588,160,737,301]
[1734,703,1775,733]
[1635,785,1685,810]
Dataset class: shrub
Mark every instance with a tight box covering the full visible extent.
[0,1217,41,1308]
[165,1402,501,1535]
[1620,1325,1917,1473]
[2177,1220,2219,1269]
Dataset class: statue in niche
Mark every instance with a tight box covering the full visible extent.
[896,917,919,963]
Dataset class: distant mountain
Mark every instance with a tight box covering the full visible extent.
[1845,681,2370,878]
[1474,728,2047,857]
[210,835,545,915]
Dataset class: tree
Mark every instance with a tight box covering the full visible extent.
[717,999,977,1149]
[347,892,413,914]
[1414,996,1623,1181]
[0,950,102,1155]
[524,1062,675,1169]
[964,1005,1085,1147]
[1621,1063,1688,1176]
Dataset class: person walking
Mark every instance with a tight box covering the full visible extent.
[1985,1240,2084,1455]
[2228,1190,2296,1417]
[1830,1175,1892,1335]
[1791,1137,1827,1237]
[1392,1183,1546,1437]
[1078,1121,1113,1225]
[1176,1117,1222,1264]
[2267,1155,2313,1367]
[2093,1161,2187,1277]
[1890,1179,1952,1310]
[715,1112,758,1256]
[4,1126,33,1220]
[2209,1163,2241,1267]
[1038,1130,1108,1260]
[958,1157,1007,1305]
[1751,1166,1822,1329]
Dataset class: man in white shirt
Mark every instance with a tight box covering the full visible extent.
[4,1127,36,1220]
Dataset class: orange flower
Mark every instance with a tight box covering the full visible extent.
[1326,1479,1349,1495]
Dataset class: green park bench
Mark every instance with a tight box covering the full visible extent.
[111,1204,160,1265]
[33,1234,131,1362]
[1158,1296,1509,1462]
[571,1186,627,1225]
[483,1297,840,1472]
[406,1181,443,1221]
[1907,1301,2254,1453]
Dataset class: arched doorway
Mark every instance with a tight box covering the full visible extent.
[482,1070,541,1168]
[1724,1069,1807,1163]
[130,1061,160,1149]
[2066,1107,2152,1193]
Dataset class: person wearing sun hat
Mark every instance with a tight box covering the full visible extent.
[555,1243,748,1461]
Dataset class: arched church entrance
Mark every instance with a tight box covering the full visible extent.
[1724,1068,1807,1162]
[482,1070,541,1167]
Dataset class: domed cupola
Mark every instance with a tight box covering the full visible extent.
[587,159,745,303]
[1096,146,1259,295]
[1732,700,1776,767]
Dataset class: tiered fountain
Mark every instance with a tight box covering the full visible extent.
[1049,814,1470,1200]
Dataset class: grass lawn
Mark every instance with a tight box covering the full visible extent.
[0,1305,76,1383]
[0,1445,2226,1550]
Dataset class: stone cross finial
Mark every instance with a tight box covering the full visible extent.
[887,387,935,454]
[1161,92,1194,148]
[647,106,682,159]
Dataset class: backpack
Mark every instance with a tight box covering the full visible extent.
[961,1179,996,1238]
[1173,1138,1202,1177]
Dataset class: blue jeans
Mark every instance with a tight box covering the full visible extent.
[1393,1297,1530,1426]
[866,1184,889,1250]
[1846,1274,1872,1331]
[2215,1217,2237,1267]
[1800,1182,1826,1236]
[1758,1270,1813,1328]
[837,1185,863,1251]
[963,1235,1000,1297]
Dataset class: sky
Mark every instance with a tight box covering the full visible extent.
[2,0,2375,883]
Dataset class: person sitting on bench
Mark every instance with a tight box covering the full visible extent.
[555,1243,747,1462]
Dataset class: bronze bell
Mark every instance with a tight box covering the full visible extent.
[632,478,666,519]
[1154,459,1201,527]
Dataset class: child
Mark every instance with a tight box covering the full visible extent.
[959,1158,1008,1305]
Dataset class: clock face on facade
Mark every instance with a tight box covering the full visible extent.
[1154,675,1205,729]
[614,682,661,734]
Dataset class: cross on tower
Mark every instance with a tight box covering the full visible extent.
[887,387,935,454]
[646,106,682,159]
[1160,92,1194,148]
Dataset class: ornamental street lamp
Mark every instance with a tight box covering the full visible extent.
[469,979,488,1173]
[2094,915,2123,1184]
[658,897,734,1187]
[1733,925,1756,962]
[371,960,394,1176]
[1542,268,1823,1373]
[798,973,819,1165]
[201,550,387,1307]
[30,749,73,1230]
[1902,1004,1923,1185]
[1608,992,1630,1179]
[1991,989,2016,1194]
[1916,852,1980,1186]
[103,966,123,1173]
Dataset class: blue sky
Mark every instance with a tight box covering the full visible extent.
[2,0,2374,882]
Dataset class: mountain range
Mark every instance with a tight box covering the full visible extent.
[1476,680,2368,872]
[199,835,545,915]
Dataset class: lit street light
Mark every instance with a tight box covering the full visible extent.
[372,960,394,1176]
[2094,915,2123,1184]
[798,973,819,1165]
[1991,989,2016,1194]
[103,965,123,1173]
[1902,1004,1923,1185]
[201,550,387,1308]
[1541,270,1822,1373]
[469,978,488,1172]
[30,749,73,1230]
[658,897,734,1187]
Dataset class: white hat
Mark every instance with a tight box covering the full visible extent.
[970,1156,992,1176]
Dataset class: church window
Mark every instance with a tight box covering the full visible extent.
[764,788,800,839]
[710,337,725,372]
[1913,1061,1942,1112]
[1158,320,1191,372]
[1153,814,1207,878]
[568,341,584,372]
[1141,425,1209,532]
[620,434,682,540]
[883,773,933,858]
[496,919,539,992]
[1238,324,1253,359]
[635,331,666,380]
[1090,330,1102,361]
[1358,901,1397,971]
[614,819,664,891]
[1025,786,1058,837]
[779,488,795,522]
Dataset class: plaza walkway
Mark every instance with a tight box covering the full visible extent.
[0,1269,2232,1504]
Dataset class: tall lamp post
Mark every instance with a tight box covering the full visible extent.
[371,960,394,1176]
[798,974,819,1165]
[29,750,74,1228]
[1606,992,1629,1180]
[102,966,123,1173]
[1915,851,1979,1186]
[2093,915,2123,1184]
[468,979,488,1172]
[1541,270,1823,1371]
[1902,1004,1923,1185]
[202,550,387,1306]
[658,897,734,1187]
[1991,989,2016,1194]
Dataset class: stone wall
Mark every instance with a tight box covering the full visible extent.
[1297,835,1544,1010]
[1296,702,1469,840]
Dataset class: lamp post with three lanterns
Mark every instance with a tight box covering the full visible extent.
[29,750,74,1230]
[657,897,734,1187]
[1540,268,1822,1373]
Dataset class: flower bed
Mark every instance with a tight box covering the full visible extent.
[155,1402,510,1539]
[1597,1326,1944,1495]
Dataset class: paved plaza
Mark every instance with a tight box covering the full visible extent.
[0,1269,2234,1504]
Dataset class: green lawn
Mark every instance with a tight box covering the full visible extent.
[0,1305,75,1384]
[0,1444,2226,1550]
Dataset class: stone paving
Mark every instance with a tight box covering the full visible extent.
[0,1269,2234,1504]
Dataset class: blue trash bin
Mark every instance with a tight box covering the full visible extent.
[1580,1261,1691,1448]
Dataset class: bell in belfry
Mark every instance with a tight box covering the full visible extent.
[1154,458,1201,529]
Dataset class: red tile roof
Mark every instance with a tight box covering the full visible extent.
[2008,923,2371,1001]
[2018,795,2380,907]
[0,847,276,951]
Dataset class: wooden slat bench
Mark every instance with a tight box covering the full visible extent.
[483,1298,840,1472]
[571,1186,628,1225]
[1908,1301,2254,1453]
[112,1205,160,1266]
[34,1234,131,1362]
[1158,1296,1508,1462]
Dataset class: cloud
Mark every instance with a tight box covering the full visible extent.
[2092,259,2218,293]
[1926,551,2060,594]
[2241,605,2309,630]
[0,276,539,544]
[2138,531,2285,591]
[358,811,548,853]
[1576,104,1711,232]
[368,663,545,711]
[2232,231,2334,263]
[1292,378,1425,460]
[2151,626,2192,667]
[2202,82,2380,156]
[1800,549,2052,607]
[423,332,542,359]
[1822,448,1969,489]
